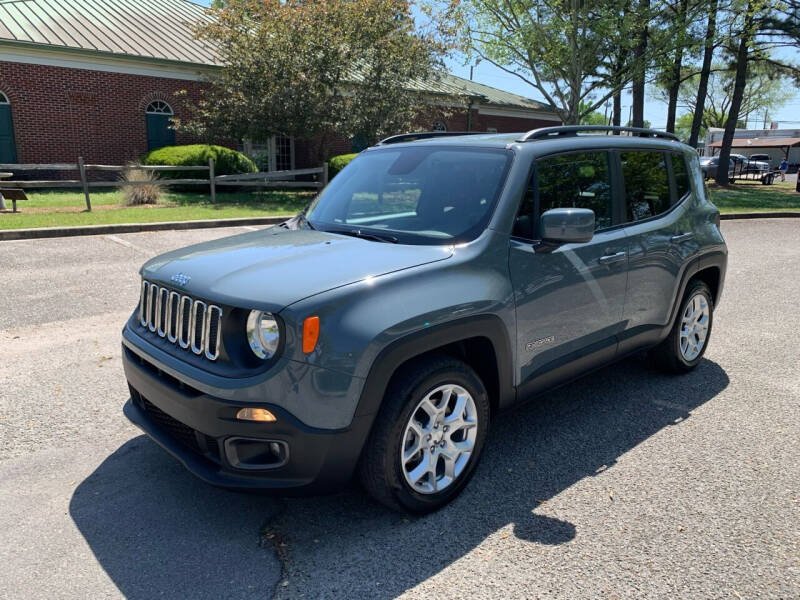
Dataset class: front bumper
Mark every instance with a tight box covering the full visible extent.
[122,345,373,493]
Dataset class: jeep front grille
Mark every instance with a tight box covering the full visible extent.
[139,280,222,361]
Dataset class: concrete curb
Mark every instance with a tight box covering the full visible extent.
[0,215,293,241]
[1,211,799,242]
[719,211,800,220]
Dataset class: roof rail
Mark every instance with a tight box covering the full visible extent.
[517,125,679,143]
[376,131,485,145]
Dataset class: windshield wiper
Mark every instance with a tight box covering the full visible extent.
[330,228,398,243]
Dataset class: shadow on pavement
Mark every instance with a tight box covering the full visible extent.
[268,356,729,598]
[71,356,728,599]
[68,437,282,600]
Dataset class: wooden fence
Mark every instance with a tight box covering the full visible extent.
[0,157,328,212]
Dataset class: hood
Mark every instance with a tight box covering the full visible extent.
[141,227,454,312]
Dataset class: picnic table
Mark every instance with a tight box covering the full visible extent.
[0,172,28,212]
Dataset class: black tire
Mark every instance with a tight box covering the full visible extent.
[650,280,714,374]
[357,355,490,514]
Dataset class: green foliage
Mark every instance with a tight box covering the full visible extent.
[676,64,793,131]
[140,144,257,180]
[178,0,447,157]
[328,153,358,178]
[436,0,645,124]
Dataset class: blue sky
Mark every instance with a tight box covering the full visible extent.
[194,0,800,129]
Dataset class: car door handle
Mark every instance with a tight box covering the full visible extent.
[599,251,626,265]
[671,232,694,243]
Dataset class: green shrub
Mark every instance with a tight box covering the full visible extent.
[328,153,358,179]
[140,144,257,181]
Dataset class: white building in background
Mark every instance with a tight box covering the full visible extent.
[704,127,800,167]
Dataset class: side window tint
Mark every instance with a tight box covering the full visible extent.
[620,151,670,222]
[671,152,690,199]
[512,177,535,239]
[537,152,612,230]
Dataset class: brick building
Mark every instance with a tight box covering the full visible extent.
[0,0,560,169]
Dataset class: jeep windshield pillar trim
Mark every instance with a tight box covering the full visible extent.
[122,126,727,513]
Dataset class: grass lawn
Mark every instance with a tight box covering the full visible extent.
[0,188,311,230]
[708,179,800,213]
[2,179,798,230]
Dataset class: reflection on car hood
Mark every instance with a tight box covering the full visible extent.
[140,227,454,312]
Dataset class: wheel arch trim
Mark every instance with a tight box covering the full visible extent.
[354,314,515,421]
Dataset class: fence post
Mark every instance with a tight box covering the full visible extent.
[208,157,216,203]
[321,163,329,188]
[78,156,91,212]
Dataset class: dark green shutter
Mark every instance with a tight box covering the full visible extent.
[0,104,17,163]
[146,113,175,151]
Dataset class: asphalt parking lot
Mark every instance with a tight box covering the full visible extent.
[1,220,798,599]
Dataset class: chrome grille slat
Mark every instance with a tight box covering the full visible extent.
[138,280,222,361]
[179,295,192,349]
[139,281,149,326]
[167,291,180,343]
[191,301,206,355]
[156,287,168,337]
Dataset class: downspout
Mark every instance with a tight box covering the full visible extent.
[467,98,474,132]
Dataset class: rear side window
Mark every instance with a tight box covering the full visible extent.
[536,151,613,230]
[620,150,670,221]
[671,152,691,199]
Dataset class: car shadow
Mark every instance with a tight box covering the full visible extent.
[68,436,284,600]
[70,355,728,599]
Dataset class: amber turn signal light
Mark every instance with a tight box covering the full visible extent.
[303,316,320,354]
[236,407,277,422]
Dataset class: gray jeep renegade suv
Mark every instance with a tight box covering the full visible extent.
[122,126,727,513]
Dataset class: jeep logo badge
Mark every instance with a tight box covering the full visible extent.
[170,272,191,286]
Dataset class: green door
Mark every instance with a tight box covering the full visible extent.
[146,113,175,151]
[0,103,17,163]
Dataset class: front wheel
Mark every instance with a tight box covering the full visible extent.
[357,356,490,513]
[650,280,714,373]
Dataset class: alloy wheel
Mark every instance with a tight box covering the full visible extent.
[680,293,710,361]
[400,384,478,494]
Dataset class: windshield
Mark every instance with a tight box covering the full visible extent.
[305,146,513,245]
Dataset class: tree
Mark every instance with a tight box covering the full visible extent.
[436,0,641,124]
[677,64,792,131]
[688,0,720,148]
[177,0,447,158]
[714,0,800,184]
[651,0,709,132]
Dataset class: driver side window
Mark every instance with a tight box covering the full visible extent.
[512,151,612,239]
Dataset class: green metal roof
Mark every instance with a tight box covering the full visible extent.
[0,0,219,66]
[0,0,556,113]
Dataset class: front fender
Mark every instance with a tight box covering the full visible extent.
[279,230,517,415]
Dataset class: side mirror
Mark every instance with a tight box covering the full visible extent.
[537,208,595,250]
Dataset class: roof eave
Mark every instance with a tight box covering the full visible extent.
[0,39,222,72]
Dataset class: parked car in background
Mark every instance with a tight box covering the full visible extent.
[749,153,771,166]
[122,126,727,513]
[700,154,774,183]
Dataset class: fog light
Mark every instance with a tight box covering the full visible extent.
[236,407,277,422]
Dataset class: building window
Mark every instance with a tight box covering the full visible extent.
[432,120,447,132]
[0,91,17,163]
[146,100,173,115]
[145,100,175,151]
[243,135,295,172]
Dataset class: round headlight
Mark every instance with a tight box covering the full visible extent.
[246,310,280,359]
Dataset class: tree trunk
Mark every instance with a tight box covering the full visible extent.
[665,0,688,133]
[613,89,622,133]
[689,0,718,149]
[631,0,650,128]
[715,4,754,186]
